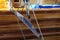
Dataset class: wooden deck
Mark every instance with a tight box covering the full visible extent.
[0,8,60,40]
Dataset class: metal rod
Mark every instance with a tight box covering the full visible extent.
[23,0,30,19]
[13,11,40,37]
[31,5,44,40]
[9,0,26,39]
[16,16,26,40]
[32,9,44,40]
[8,0,13,10]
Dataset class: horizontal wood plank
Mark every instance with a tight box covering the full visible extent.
[0,9,60,40]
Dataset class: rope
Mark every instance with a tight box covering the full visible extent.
[30,1,44,39]
[32,9,44,40]
[15,1,26,40]
[8,0,13,10]
[16,15,26,40]
[9,0,44,40]
[29,1,45,40]
[26,1,44,40]
[8,0,26,40]
[23,0,30,20]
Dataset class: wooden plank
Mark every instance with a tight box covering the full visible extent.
[0,8,60,15]
[0,9,60,39]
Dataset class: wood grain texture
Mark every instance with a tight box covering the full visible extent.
[0,8,60,40]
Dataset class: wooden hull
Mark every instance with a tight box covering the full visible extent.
[0,8,60,40]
